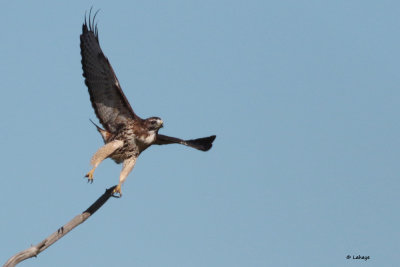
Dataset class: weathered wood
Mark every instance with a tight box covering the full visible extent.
[3,185,118,267]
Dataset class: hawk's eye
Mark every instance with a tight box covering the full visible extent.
[151,120,157,124]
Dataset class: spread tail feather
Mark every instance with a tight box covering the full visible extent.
[89,119,112,143]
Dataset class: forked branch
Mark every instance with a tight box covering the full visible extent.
[3,185,118,267]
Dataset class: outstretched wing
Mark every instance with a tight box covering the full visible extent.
[155,134,216,151]
[80,13,141,133]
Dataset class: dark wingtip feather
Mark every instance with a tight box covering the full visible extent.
[88,6,93,29]
[186,135,216,151]
[82,7,100,40]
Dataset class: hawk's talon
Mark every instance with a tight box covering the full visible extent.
[85,169,95,183]
[112,184,122,197]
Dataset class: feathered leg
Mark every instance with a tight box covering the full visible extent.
[113,156,137,196]
[85,140,124,182]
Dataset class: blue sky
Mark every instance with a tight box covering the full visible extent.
[1,1,399,266]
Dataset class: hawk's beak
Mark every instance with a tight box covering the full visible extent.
[160,121,164,128]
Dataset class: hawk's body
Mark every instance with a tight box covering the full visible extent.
[103,124,142,163]
[80,12,215,195]
[93,120,159,163]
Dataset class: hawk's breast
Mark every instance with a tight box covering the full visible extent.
[108,124,140,164]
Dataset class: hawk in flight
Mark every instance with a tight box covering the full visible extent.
[80,12,216,196]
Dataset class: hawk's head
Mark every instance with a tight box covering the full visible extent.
[145,117,164,132]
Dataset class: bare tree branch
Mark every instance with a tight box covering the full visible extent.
[3,185,118,267]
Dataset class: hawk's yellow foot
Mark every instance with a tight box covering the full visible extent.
[85,168,95,183]
[113,184,122,197]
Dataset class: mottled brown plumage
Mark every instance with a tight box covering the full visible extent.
[80,11,216,196]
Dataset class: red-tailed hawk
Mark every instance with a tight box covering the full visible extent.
[80,12,216,196]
